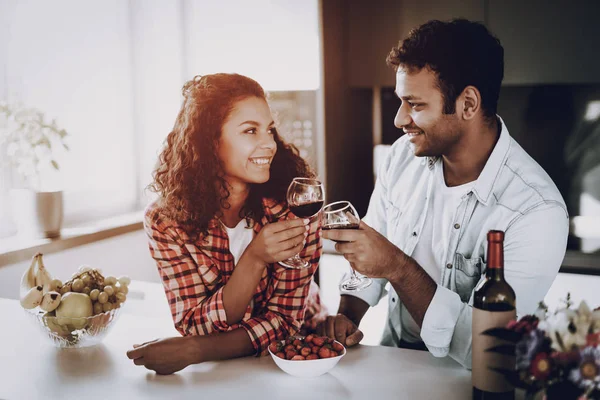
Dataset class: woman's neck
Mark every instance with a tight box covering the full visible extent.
[219,180,250,228]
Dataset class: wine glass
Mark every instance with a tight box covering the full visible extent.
[280,177,325,269]
[322,201,372,291]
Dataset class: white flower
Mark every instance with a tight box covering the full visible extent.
[592,309,600,334]
[534,301,549,321]
[539,306,588,351]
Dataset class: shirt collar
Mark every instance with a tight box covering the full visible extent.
[471,115,511,206]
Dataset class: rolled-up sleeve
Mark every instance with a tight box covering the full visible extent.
[420,204,569,368]
[240,267,314,355]
[342,275,388,307]
[240,210,323,355]
[145,217,232,336]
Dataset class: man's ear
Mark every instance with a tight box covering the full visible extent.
[458,86,481,120]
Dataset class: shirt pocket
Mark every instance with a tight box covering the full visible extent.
[385,201,405,248]
[453,253,483,303]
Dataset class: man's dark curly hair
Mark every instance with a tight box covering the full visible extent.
[386,19,504,123]
[148,73,313,240]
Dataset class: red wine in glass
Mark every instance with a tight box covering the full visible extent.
[290,201,324,218]
[280,178,325,269]
[322,201,372,291]
[321,223,359,243]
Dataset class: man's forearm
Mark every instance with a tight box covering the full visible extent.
[188,328,255,364]
[338,294,370,326]
[388,256,436,327]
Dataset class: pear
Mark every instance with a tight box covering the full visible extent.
[47,279,63,293]
[40,291,62,312]
[56,292,93,318]
[56,292,93,330]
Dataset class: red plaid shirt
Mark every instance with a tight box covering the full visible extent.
[144,198,326,356]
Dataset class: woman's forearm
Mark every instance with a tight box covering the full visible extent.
[188,328,255,363]
[221,251,266,324]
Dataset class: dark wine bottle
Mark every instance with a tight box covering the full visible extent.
[472,230,516,400]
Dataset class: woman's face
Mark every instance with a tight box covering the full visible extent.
[218,96,277,187]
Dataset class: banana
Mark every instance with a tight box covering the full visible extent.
[35,254,53,293]
[40,291,62,312]
[20,286,44,309]
[19,254,40,298]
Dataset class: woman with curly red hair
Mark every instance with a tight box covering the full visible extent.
[126,73,326,374]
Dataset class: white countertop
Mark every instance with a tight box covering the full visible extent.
[1,295,476,400]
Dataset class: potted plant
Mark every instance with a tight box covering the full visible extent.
[0,101,69,239]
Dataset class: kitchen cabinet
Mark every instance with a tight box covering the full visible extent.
[487,0,600,84]
[347,0,484,87]
[345,0,600,87]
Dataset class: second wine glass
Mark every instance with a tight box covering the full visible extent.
[280,177,324,269]
[322,201,372,291]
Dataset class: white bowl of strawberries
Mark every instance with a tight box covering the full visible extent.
[268,334,346,378]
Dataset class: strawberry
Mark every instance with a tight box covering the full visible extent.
[285,350,297,360]
[284,344,295,352]
[318,347,332,359]
[291,355,306,361]
[269,342,280,353]
[312,337,325,346]
[311,346,320,354]
[332,342,344,352]
[305,334,314,344]
[300,347,311,357]
[306,354,319,360]
[293,339,302,347]
[275,352,286,359]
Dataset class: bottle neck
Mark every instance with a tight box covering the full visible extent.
[486,241,504,280]
[486,266,504,280]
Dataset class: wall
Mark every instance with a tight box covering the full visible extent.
[320,0,375,216]
[321,1,600,220]
[498,84,600,252]
[0,230,159,300]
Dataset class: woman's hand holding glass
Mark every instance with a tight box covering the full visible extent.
[322,201,372,291]
[280,177,324,269]
[245,218,309,266]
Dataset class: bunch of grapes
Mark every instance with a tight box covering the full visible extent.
[57,266,130,315]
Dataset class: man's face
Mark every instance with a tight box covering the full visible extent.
[394,67,462,157]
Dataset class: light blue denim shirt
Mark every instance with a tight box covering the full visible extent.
[348,117,569,369]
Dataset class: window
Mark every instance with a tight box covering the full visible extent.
[0,0,320,240]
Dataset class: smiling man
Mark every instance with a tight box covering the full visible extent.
[320,19,569,369]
